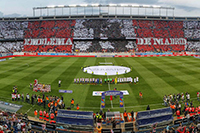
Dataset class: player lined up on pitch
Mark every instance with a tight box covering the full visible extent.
[74,77,136,85]
[74,77,102,84]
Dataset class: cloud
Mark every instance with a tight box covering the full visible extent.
[158,0,200,11]
[4,13,21,17]
[175,5,199,12]
[84,0,158,4]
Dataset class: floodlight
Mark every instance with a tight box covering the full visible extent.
[132,4,139,7]
[69,5,76,7]
[91,4,99,7]
[109,4,117,6]
[58,5,65,7]
[47,5,55,8]
[153,5,161,8]
[80,4,88,7]
[120,4,128,6]
[143,5,150,7]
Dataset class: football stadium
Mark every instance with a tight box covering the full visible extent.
[0,2,200,133]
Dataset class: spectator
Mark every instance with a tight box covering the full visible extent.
[146,105,150,110]
[111,118,116,129]
[123,110,128,122]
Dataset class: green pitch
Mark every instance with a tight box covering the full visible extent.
[0,56,200,116]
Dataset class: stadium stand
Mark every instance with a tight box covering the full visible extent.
[0,21,28,39]
[23,45,72,53]
[184,21,200,39]
[24,20,75,39]
[0,19,200,53]
[0,42,24,53]
[186,41,200,52]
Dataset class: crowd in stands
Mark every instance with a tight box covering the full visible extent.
[137,45,185,52]
[0,19,198,40]
[24,20,76,38]
[23,45,72,53]
[184,21,200,39]
[0,110,33,133]
[0,22,28,39]
[132,20,184,38]
[0,42,23,53]
[186,41,200,52]
[0,19,200,53]
[0,19,199,40]
[73,40,136,52]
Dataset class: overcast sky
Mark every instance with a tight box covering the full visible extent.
[0,0,199,17]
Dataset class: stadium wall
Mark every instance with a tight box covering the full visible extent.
[11,52,193,58]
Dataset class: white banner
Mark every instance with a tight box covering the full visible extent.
[13,52,25,55]
[24,38,73,45]
[136,38,187,45]
[92,90,129,96]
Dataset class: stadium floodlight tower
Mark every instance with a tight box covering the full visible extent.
[33,4,175,17]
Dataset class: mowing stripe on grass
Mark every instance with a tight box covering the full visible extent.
[105,58,113,109]
[149,57,200,97]
[151,57,200,83]
[121,58,162,107]
[0,57,63,96]
[48,58,88,108]
[131,57,179,97]
[8,57,77,115]
[20,57,73,94]
[113,58,142,110]
[141,57,197,95]
[63,57,97,109]
[84,58,107,109]
[0,57,47,78]
[38,57,78,86]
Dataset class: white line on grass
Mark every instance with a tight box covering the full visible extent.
[105,58,113,109]
[81,103,163,109]
[25,105,35,114]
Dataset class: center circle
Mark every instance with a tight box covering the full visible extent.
[83,66,131,76]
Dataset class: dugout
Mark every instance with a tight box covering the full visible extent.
[56,110,94,132]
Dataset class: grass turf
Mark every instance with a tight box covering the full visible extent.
[0,56,199,116]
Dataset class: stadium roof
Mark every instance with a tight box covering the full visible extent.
[33,4,175,17]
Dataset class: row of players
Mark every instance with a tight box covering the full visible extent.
[74,77,139,84]
[74,78,102,84]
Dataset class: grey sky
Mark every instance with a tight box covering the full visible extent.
[0,0,199,17]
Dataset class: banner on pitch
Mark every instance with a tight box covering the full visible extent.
[136,38,187,45]
[59,90,73,93]
[24,38,73,45]
[93,90,129,96]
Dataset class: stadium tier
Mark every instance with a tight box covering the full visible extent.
[0,19,200,53]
